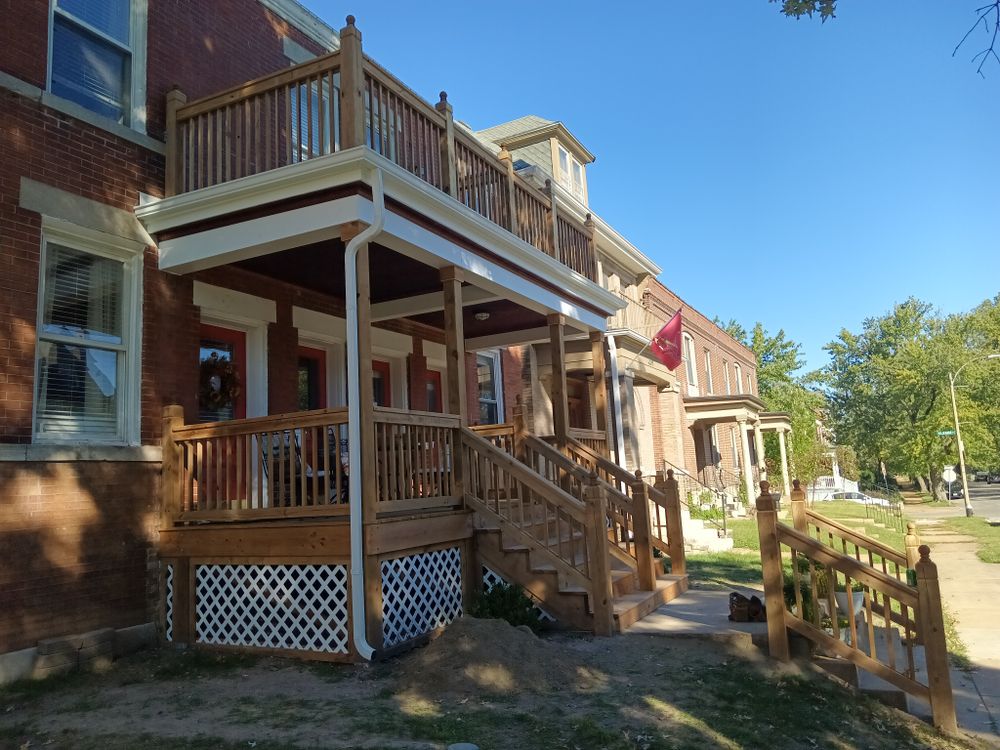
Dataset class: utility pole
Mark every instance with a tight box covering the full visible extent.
[948,353,1000,518]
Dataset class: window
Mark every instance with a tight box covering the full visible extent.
[49,0,147,129]
[556,145,586,201]
[476,351,503,424]
[297,346,327,411]
[682,333,698,395]
[703,349,714,395]
[424,370,442,413]
[723,359,731,395]
[372,359,391,407]
[198,325,247,422]
[734,362,743,394]
[34,232,140,442]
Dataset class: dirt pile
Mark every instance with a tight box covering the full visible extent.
[396,617,586,696]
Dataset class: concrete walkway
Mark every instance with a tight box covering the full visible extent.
[908,502,1000,742]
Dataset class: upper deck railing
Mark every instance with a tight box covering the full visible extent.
[163,17,596,281]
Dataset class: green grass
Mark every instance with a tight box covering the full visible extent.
[808,501,907,550]
[941,516,1000,564]
[728,518,759,551]
[674,551,762,589]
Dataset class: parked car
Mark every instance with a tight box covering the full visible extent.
[975,471,988,482]
[831,491,892,507]
[989,473,1000,484]
[948,485,965,500]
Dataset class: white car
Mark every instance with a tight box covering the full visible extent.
[831,491,893,508]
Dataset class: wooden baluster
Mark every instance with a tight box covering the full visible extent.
[915,546,958,733]
[756,481,790,660]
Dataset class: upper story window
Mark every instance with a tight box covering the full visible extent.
[476,351,504,424]
[703,348,714,395]
[34,225,142,443]
[49,0,147,130]
[723,359,731,395]
[556,145,586,202]
[734,362,743,394]
[682,333,698,396]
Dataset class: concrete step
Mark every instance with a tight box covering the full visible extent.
[621,587,768,647]
[613,575,689,631]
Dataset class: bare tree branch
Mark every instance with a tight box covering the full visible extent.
[953,1,1000,78]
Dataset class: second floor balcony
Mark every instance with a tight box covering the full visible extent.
[161,16,597,283]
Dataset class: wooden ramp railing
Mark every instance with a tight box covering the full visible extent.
[461,427,615,634]
[757,481,957,734]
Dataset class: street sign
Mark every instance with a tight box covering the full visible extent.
[937,430,956,436]
[942,467,958,483]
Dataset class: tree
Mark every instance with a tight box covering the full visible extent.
[771,0,1000,78]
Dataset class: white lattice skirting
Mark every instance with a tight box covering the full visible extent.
[164,563,175,643]
[194,564,350,654]
[381,547,463,648]
[482,565,555,622]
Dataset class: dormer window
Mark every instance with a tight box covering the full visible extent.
[557,145,585,202]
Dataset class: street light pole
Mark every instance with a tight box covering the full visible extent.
[948,353,1000,517]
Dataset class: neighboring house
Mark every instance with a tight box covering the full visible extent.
[1,4,697,674]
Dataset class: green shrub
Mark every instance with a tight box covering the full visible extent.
[468,581,543,631]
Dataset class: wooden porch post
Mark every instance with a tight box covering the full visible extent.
[630,471,657,591]
[790,478,807,533]
[435,92,459,199]
[338,16,365,149]
[346,221,383,649]
[915,546,958,733]
[589,330,609,453]
[584,472,615,636]
[905,522,921,569]
[164,89,187,196]
[755,481,790,661]
[753,421,767,482]
[498,145,519,235]
[161,405,184,527]
[660,469,686,577]
[737,418,755,505]
[544,178,560,258]
[441,267,467,425]
[512,394,528,461]
[548,313,569,449]
[777,428,792,500]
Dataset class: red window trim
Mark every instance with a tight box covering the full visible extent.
[298,345,328,409]
[372,359,391,407]
[199,323,247,420]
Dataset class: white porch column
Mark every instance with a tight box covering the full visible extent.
[737,418,755,502]
[753,421,767,482]
[777,428,791,500]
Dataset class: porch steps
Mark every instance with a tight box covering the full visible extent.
[683,517,734,553]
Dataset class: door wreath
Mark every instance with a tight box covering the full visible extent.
[199,352,242,411]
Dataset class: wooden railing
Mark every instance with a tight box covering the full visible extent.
[468,422,515,455]
[163,406,350,522]
[163,18,598,282]
[758,483,957,733]
[802,509,910,581]
[373,407,461,514]
[462,428,614,633]
[566,428,609,458]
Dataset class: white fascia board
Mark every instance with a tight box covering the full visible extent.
[370,286,501,322]
[194,282,277,323]
[256,0,340,51]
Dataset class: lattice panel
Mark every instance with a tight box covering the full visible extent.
[381,547,463,648]
[164,564,174,642]
[194,564,349,654]
[482,566,555,622]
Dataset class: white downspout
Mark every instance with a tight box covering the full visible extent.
[607,334,627,470]
[346,167,385,661]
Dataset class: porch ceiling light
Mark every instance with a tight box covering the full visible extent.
[474,311,490,321]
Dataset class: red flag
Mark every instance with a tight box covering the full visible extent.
[650,310,683,370]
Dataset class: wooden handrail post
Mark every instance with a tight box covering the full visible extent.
[584,212,598,283]
[498,145,519,234]
[161,405,185,526]
[584,472,615,636]
[164,88,187,196]
[790,478,807,533]
[435,92,459,199]
[904,522,921,569]
[915,545,958,733]
[661,469,686,577]
[544,178,560,258]
[338,15,366,149]
[441,266,467,425]
[755,481,790,661]
[630,470,657,591]
[589,330,609,451]
[512,394,527,462]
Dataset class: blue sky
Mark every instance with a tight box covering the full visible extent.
[304,1,1000,372]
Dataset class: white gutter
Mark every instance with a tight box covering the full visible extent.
[346,167,385,661]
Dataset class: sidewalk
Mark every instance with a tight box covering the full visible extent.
[908,502,1000,742]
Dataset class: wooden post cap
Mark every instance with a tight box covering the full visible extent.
[792,479,801,490]
[907,522,917,534]
[345,14,356,25]
[919,544,931,561]
[588,470,599,486]
[634,469,643,480]
[666,469,674,479]
[760,480,770,494]
[756,482,775,512]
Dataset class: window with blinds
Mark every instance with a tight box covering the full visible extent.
[50,0,133,124]
[35,243,128,441]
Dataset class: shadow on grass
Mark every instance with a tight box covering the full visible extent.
[667,552,763,590]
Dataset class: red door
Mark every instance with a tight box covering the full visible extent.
[372,359,391,407]
[298,345,328,410]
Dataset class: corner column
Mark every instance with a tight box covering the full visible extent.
[737,418,755,505]
[548,314,569,448]
[777,428,791,500]
[441,267,467,424]
[589,331,609,451]
[753,421,767,483]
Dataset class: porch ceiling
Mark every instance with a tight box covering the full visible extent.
[758,411,792,432]
[683,394,766,426]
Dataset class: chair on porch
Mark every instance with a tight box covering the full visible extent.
[260,428,349,506]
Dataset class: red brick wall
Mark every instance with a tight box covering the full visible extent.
[0,460,160,653]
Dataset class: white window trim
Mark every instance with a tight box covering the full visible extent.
[723,360,731,395]
[682,333,698,396]
[297,333,346,408]
[34,218,144,445]
[477,349,504,424]
[46,0,149,134]
[734,362,743,395]
[196,301,270,419]
[704,348,714,395]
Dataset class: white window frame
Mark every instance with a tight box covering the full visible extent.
[723,359,731,395]
[734,362,743,394]
[46,0,149,133]
[703,348,714,395]
[556,144,586,202]
[476,349,504,425]
[34,219,144,445]
[682,333,698,396]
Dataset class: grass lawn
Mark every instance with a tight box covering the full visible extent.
[0,623,990,750]
[941,517,1000,564]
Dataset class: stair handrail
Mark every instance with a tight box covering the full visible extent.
[758,482,957,734]
[462,427,615,634]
